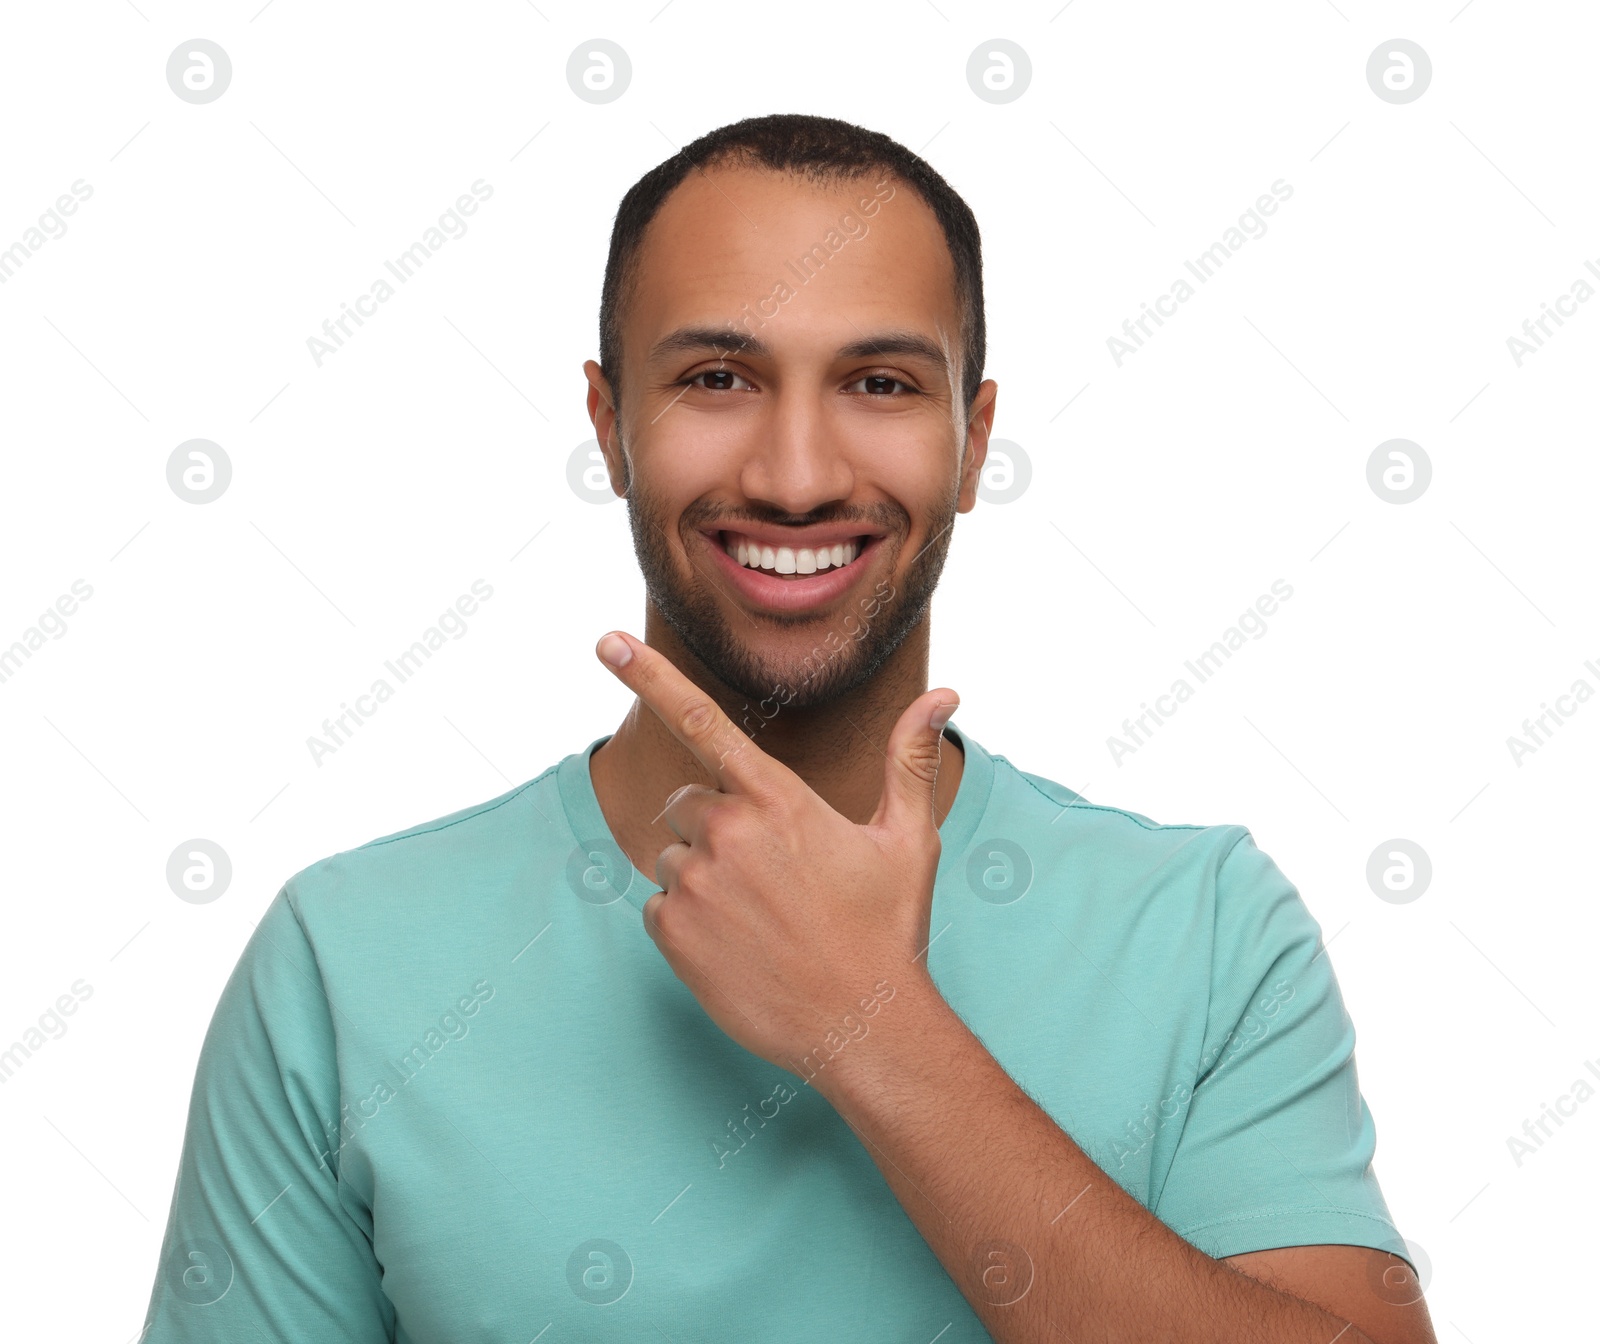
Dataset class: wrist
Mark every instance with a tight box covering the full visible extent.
[800,969,953,1113]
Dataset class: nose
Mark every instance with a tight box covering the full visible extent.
[736,385,855,517]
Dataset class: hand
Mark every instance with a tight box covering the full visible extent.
[594,630,958,1078]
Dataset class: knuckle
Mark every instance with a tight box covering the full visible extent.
[707,796,742,838]
[903,743,942,786]
[680,697,719,740]
[700,800,738,850]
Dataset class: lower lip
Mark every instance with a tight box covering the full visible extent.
[705,532,882,614]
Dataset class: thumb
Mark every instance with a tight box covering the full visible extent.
[874,688,959,837]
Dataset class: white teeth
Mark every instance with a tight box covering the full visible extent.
[722,534,863,573]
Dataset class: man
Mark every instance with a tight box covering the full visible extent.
[140,114,1438,1343]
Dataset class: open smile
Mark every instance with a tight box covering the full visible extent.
[701,528,886,614]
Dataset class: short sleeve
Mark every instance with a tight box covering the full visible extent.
[139,886,393,1343]
[1151,829,1411,1264]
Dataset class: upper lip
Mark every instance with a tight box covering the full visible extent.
[706,524,884,551]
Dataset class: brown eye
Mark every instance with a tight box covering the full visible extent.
[680,368,752,392]
[848,374,915,395]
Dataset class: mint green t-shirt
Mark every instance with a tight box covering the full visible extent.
[140,724,1409,1342]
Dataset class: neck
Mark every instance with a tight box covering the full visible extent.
[589,604,964,882]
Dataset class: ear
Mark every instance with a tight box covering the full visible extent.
[583,359,629,497]
[957,377,1000,513]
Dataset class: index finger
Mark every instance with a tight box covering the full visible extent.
[595,630,775,795]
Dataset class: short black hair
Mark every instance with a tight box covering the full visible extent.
[598,112,985,420]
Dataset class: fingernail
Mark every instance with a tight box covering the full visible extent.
[928,699,957,731]
[598,633,633,668]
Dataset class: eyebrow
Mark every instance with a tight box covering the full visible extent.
[647,325,951,378]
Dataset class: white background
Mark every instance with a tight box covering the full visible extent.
[0,3,1594,1340]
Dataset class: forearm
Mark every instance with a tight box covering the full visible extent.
[815,975,1380,1344]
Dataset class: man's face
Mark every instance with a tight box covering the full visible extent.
[590,164,995,712]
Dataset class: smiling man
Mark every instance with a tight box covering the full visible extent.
[140,115,1437,1344]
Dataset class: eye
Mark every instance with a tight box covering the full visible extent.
[847,373,919,396]
[677,367,753,392]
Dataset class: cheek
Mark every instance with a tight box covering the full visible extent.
[854,425,960,505]
[635,427,746,515]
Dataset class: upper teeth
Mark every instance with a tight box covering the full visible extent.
[724,534,859,574]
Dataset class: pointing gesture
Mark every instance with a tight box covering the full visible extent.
[594,630,958,1077]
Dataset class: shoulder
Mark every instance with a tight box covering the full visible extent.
[281,763,563,925]
[979,745,1333,1037]
[982,742,1253,890]
[969,741,1313,971]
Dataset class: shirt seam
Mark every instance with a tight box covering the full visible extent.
[352,765,560,853]
[1173,1206,1401,1237]
[1194,828,1253,1099]
[1000,761,1213,833]
[272,885,356,1195]
[1145,825,1253,1213]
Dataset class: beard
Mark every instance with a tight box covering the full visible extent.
[622,463,958,714]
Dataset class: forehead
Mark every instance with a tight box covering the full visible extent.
[627,163,959,361]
